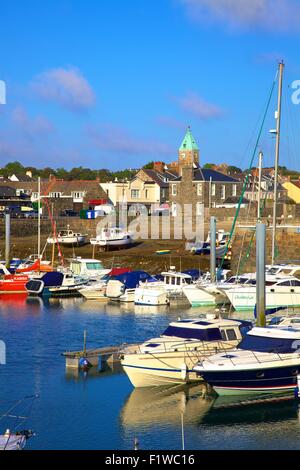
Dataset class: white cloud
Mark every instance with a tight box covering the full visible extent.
[31,67,96,112]
[179,0,300,32]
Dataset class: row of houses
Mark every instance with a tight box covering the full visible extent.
[1,127,299,218]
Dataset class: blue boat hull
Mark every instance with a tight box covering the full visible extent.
[199,365,299,395]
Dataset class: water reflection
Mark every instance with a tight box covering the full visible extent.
[65,363,124,382]
[120,383,214,430]
[201,393,300,426]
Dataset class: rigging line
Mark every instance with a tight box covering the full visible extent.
[285,84,298,171]
[235,161,260,277]
[218,69,278,272]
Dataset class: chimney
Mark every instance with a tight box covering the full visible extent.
[153,161,165,173]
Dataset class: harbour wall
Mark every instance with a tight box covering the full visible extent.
[230,228,300,274]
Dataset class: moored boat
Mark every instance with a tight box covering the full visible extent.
[193,319,300,396]
[90,227,133,249]
[225,276,300,311]
[106,271,155,302]
[120,315,252,387]
[47,228,87,246]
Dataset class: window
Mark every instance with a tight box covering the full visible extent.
[172,184,177,196]
[211,184,216,196]
[32,192,39,200]
[50,192,62,198]
[72,192,84,199]
[131,189,140,199]
[220,330,227,341]
[225,329,238,341]
[86,262,103,270]
[221,185,226,200]
[145,190,149,199]
[232,184,237,197]
[162,326,222,341]
[16,189,24,196]
[196,202,203,216]
[197,183,203,197]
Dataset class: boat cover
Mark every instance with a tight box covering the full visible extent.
[111,271,154,289]
[0,434,26,450]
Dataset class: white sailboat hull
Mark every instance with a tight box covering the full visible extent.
[183,285,229,307]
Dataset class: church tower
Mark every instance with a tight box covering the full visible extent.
[178,126,199,172]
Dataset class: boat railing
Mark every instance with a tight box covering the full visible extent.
[201,345,300,367]
[125,337,238,356]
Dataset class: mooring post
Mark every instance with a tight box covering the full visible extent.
[210,216,216,283]
[5,212,10,269]
[83,330,87,355]
[256,222,266,327]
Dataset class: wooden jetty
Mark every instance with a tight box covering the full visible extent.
[62,343,138,370]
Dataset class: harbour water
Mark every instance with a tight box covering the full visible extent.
[1,295,300,450]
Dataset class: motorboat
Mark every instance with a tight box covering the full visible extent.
[106,271,155,302]
[78,280,108,301]
[182,269,235,307]
[47,228,87,246]
[189,230,230,256]
[90,227,133,249]
[0,260,42,294]
[25,271,87,297]
[120,315,252,387]
[194,319,300,396]
[266,264,300,278]
[69,258,110,280]
[16,255,52,272]
[134,269,193,306]
[78,268,132,301]
[225,276,300,311]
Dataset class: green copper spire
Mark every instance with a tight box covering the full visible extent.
[179,126,199,151]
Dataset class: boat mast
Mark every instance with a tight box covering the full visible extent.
[257,151,263,220]
[38,176,41,259]
[271,61,284,265]
[256,222,266,327]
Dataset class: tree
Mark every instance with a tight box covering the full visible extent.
[228,165,242,174]
[143,161,154,169]
[4,161,24,175]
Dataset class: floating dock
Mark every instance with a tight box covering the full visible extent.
[62,343,137,370]
[62,345,122,369]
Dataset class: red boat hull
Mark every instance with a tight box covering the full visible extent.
[0,275,29,293]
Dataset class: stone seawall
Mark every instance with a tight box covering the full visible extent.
[230,228,300,274]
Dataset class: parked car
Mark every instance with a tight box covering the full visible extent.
[59,209,79,217]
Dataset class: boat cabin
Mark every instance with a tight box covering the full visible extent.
[160,270,193,288]
[70,258,105,277]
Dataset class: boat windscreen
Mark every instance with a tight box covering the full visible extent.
[162,326,222,341]
[238,334,299,353]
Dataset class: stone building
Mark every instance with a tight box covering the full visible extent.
[169,128,243,216]
[101,165,177,213]
[0,176,107,215]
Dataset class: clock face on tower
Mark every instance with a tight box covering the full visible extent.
[181,153,186,159]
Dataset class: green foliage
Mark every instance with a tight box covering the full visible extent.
[0,160,137,181]
[143,161,154,169]
[228,165,242,174]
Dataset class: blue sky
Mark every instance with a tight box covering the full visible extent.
[0,0,300,170]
